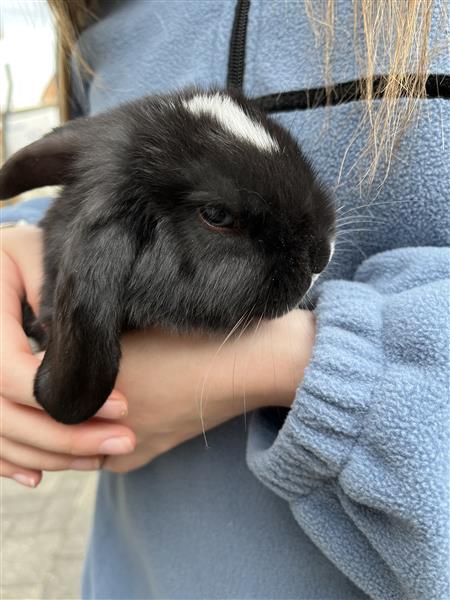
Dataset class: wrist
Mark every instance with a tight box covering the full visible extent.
[209,310,316,412]
[249,310,316,409]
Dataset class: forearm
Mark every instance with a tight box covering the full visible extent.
[105,309,316,472]
[119,308,316,415]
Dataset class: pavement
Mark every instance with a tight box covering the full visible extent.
[1,471,98,600]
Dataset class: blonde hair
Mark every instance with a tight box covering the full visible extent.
[48,0,98,121]
[49,0,438,182]
[305,0,436,183]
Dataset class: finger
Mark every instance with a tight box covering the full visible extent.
[1,225,44,314]
[95,389,128,419]
[1,248,42,406]
[0,342,41,407]
[0,437,102,472]
[0,457,42,488]
[103,448,154,474]
[3,398,136,456]
[2,336,127,417]
[103,435,171,474]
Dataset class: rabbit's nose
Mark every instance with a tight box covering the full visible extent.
[309,237,335,274]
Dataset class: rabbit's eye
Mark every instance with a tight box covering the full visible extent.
[198,206,236,231]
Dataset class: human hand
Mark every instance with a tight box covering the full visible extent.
[0,225,136,487]
[104,309,316,473]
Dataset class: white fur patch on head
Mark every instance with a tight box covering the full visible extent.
[182,93,279,153]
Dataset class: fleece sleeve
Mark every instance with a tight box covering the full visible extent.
[247,246,449,600]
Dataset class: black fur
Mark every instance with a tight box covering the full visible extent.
[0,87,335,424]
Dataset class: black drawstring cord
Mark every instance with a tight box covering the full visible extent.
[227,0,251,90]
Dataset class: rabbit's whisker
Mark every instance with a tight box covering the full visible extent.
[198,310,250,448]
[234,305,257,432]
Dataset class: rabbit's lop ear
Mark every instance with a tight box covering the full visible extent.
[34,222,136,424]
[0,121,84,200]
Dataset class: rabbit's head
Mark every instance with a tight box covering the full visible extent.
[0,88,335,423]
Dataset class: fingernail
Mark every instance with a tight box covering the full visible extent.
[70,458,101,471]
[98,436,134,455]
[98,399,128,419]
[12,473,37,488]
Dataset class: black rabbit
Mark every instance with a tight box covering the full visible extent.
[0,87,335,425]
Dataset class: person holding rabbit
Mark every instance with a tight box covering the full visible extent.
[1,1,448,599]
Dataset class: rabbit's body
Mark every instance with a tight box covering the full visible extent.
[0,87,335,424]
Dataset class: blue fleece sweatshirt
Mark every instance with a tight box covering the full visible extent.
[3,1,449,599]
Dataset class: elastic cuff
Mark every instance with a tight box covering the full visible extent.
[247,280,384,501]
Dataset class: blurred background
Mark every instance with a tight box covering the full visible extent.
[1,0,58,203]
[1,2,97,598]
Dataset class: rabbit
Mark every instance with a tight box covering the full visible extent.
[0,87,336,425]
